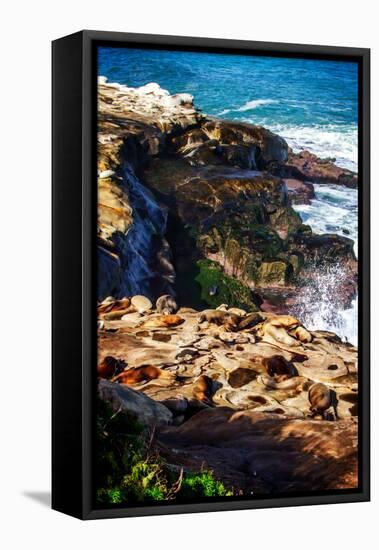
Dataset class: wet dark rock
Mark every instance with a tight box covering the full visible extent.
[284,178,315,205]
[269,149,357,188]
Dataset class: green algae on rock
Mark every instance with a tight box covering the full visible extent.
[195,259,260,311]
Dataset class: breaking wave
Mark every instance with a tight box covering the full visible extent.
[217,98,278,116]
[266,123,358,171]
[293,184,358,256]
[289,264,357,347]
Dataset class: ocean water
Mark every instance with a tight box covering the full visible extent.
[98,48,358,171]
[98,47,359,343]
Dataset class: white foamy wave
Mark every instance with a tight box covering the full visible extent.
[237,98,278,112]
[267,123,358,172]
[293,184,358,256]
[216,99,278,116]
[289,264,357,346]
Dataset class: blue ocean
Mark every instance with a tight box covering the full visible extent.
[98,47,358,344]
[98,48,358,171]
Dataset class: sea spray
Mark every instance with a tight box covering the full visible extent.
[289,263,357,346]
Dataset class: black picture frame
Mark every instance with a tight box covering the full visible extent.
[52,30,370,520]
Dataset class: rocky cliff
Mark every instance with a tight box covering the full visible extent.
[97,78,357,310]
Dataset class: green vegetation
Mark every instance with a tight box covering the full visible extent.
[195,259,259,311]
[178,472,230,499]
[96,399,230,506]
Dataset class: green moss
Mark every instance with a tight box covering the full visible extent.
[95,398,231,507]
[177,471,232,499]
[195,259,259,310]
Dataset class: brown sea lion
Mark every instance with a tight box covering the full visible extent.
[192,374,214,404]
[97,356,126,379]
[290,325,313,343]
[309,383,332,415]
[259,374,306,390]
[103,307,135,320]
[113,365,173,385]
[139,314,185,329]
[259,315,312,347]
[98,297,131,317]
[156,294,179,315]
[262,355,298,378]
[238,312,264,331]
[198,309,239,331]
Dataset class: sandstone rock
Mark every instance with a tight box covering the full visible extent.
[157,408,358,493]
[253,403,304,418]
[98,379,173,427]
[193,337,221,351]
[175,334,201,348]
[219,332,250,344]
[120,312,142,324]
[175,348,199,362]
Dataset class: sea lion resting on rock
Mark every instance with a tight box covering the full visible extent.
[139,314,185,329]
[156,294,179,315]
[192,374,214,405]
[262,355,298,378]
[308,383,332,417]
[98,297,131,318]
[259,374,306,390]
[97,356,126,379]
[260,315,312,347]
[113,365,174,385]
[198,309,239,331]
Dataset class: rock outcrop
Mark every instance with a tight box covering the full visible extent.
[98,378,173,427]
[268,149,358,188]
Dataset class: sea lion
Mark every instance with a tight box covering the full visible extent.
[156,294,179,315]
[263,323,299,347]
[103,307,135,320]
[259,315,310,347]
[113,365,174,385]
[290,325,312,343]
[198,309,239,331]
[97,356,126,379]
[98,297,131,317]
[308,383,332,416]
[238,312,264,331]
[258,374,306,390]
[262,355,298,378]
[139,314,185,329]
[192,374,214,404]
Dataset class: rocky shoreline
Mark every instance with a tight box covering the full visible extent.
[97,77,357,312]
[96,78,359,499]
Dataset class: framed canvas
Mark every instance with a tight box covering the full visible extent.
[52,30,370,520]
